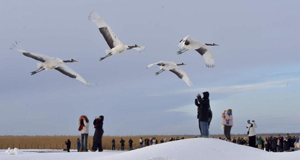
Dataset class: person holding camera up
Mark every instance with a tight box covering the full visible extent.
[246,120,257,147]
[78,115,89,152]
[194,91,211,138]
[222,109,233,141]
[91,115,104,152]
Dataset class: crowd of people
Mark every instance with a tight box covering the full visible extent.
[69,91,299,152]
[220,134,300,152]
[110,136,186,150]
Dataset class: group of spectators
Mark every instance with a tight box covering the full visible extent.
[70,91,299,152]
[222,134,300,152]
[110,137,186,150]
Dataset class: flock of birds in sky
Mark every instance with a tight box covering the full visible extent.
[10,11,219,87]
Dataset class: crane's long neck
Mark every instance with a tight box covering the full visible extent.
[63,59,76,63]
[205,43,218,46]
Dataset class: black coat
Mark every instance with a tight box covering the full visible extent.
[194,98,202,119]
[93,119,104,144]
[198,92,211,122]
[65,140,71,149]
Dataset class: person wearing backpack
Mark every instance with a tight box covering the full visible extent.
[246,120,257,147]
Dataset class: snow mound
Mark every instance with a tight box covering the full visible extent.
[147,157,173,160]
[99,138,300,160]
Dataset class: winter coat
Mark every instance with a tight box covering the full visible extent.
[93,118,104,144]
[222,113,233,126]
[199,92,210,121]
[195,98,202,119]
[246,122,256,136]
[208,108,213,125]
[65,140,71,149]
[78,119,89,134]
[120,139,125,146]
[257,137,263,145]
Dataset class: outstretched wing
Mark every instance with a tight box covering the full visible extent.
[10,42,52,62]
[89,11,122,49]
[146,61,166,69]
[55,64,89,85]
[195,47,215,68]
[169,67,192,87]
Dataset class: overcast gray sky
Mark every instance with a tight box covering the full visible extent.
[1,0,300,136]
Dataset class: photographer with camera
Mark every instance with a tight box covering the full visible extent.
[246,120,257,147]
[222,109,233,141]
[77,115,89,152]
[91,115,104,152]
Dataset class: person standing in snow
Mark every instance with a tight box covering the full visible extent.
[65,139,71,152]
[198,91,211,137]
[120,138,125,150]
[246,120,257,148]
[195,94,203,136]
[91,115,104,152]
[222,109,233,141]
[139,137,143,148]
[78,115,89,152]
[76,138,81,152]
[112,138,116,150]
[129,138,133,150]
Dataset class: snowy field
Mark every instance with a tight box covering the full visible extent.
[0,138,299,160]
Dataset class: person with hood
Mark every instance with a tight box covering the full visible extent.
[65,139,71,152]
[78,115,89,152]
[246,120,257,147]
[222,109,233,141]
[91,115,104,152]
[198,91,211,137]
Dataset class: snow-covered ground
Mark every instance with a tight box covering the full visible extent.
[0,138,299,160]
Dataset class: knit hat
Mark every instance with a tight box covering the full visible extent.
[247,120,251,124]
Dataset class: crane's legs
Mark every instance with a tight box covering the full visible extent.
[31,67,45,75]
[100,53,112,61]
[156,69,165,76]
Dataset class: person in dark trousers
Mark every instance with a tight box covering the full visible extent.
[246,120,257,148]
[76,138,81,152]
[129,138,133,150]
[222,109,233,141]
[120,138,125,150]
[194,94,203,136]
[91,115,104,152]
[112,138,116,150]
[65,139,71,152]
[197,91,211,137]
